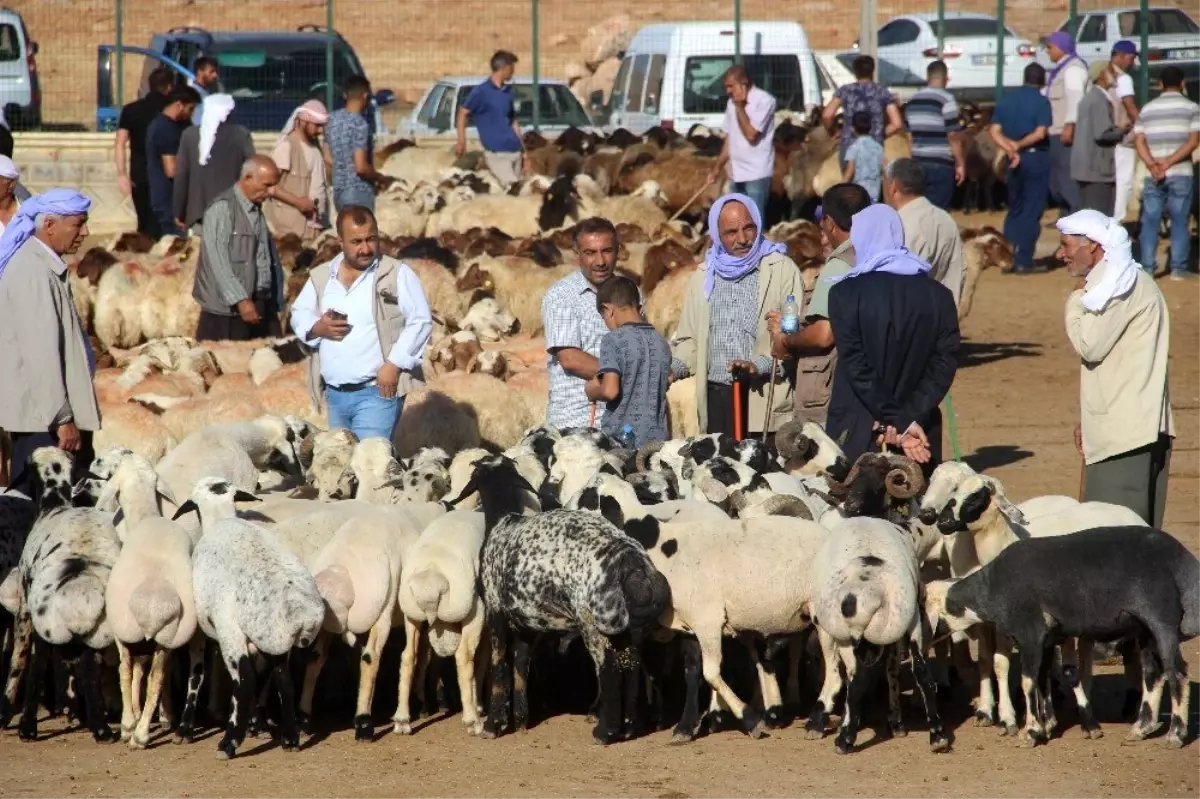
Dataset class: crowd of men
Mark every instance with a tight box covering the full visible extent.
[0,43,1188,529]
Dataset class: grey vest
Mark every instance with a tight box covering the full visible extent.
[193,188,279,316]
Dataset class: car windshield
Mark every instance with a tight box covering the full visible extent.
[683,55,805,114]
[1118,9,1200,35]
[928,19,1021,39]
[212,41,363,99]
[454,83,591,127]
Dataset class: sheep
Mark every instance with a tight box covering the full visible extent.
[959,227,1014,322]
[398,373,535,453]
[565,471,729,530]
[459,295,519,342]
[425,173,583,239]
[302,428,361,501]
[10,449,122,742]
[925,526,1198,748]
[154,392,270,442]
[774,420,851,481]
[644,262,695,337]
[155,415,303,505]
[686,456,816,519]
[191,513,325,758]
[449,455,670,743]
[934,473,1149,735]
[465,255,573,335]
[394,510,488,737]
[93,402,179,464]
[101,453,196,749]
[92,260,150,350]
[806,516,951,754]
[616,511,828,741]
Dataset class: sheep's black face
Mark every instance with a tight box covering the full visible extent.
[918,506,940,526]
[826,456,851,483]
[957,486,993,526]
[936,499,968,534]
[733,440,774,474]
[839,462,890,519]
[706,460,743,487]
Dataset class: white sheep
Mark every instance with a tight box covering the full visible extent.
[192,514,325,758]
[394,509,487,736]
[301,428,360,500]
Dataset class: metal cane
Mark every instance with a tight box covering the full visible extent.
[732,374,744,442]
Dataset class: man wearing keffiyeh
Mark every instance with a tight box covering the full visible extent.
[669,193,800,438]
[265,100,330,243]
[1056,209,1174,526]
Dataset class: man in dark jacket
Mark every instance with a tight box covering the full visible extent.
[174,94,255,233]
[826,204,959,468]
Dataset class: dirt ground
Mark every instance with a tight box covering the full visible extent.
[2,212,1198,797]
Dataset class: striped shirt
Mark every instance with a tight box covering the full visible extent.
[905,87,962,164]
[542,268,610,429]
[1134,90,1200,178]
[704,269,772,385]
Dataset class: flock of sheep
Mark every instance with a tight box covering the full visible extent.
[0,413,1195,759]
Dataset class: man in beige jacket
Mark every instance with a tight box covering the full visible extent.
[670,193,799,438]
[885,158,965,307]
[1057,209,1173,527]
[0,189,99,485]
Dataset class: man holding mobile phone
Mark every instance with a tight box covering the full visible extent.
[710,65,776,219]
[290,205,433,441]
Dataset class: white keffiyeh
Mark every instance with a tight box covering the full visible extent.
[198,93,236,166]
[1056,209,1139,313]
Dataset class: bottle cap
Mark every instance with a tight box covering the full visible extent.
[786,294,795,302]
[623,424,633,433]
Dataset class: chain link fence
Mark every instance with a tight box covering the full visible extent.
[4,0,1196,133]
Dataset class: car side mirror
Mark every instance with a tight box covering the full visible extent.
[589,89,604,109]
[28,41,38,56]
[374,88,396,107]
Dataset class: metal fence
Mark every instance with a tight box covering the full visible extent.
[5,0,1195,133]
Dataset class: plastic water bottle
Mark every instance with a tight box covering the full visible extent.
[780,294,800,335]
[617,424,637,450]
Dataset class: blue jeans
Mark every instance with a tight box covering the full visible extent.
[1139,175,1194,274]
[333,185,376,213]
[732,177,771,220]
[918,159,956,210]
[1002,149,1052,269]
[325,384,403,441]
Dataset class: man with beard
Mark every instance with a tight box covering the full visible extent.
[266,99,329,243]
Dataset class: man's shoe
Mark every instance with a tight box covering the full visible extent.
[1169,270,1196,281]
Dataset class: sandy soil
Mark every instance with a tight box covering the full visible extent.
[2,212,1197,797]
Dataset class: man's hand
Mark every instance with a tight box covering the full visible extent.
[57,422,82,453]
[1074,423,1083,456]
[175,218,187,231]
[727,360,758,378]
[521,152,532,173]
[377,361,402,399]
[765,310,782,337]
[1007,150,1021,170]
[454,139,467,157]
[708,162,725,183]
[310,310,351,341]
[1060,125,1074,146]
[295,196,317,215]
[954,162,966,185]
[236,299,262,326]
[118,175,133,195]
[899,422,931,464]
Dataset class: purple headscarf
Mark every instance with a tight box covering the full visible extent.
[827,204,931,284]
[704,193,788,298]
[1045,31,1084,89]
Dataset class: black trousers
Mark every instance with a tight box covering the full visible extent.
[132,180,157,237]
[196,294,282,342]
[10,430,94,488]
[706,381,750,438]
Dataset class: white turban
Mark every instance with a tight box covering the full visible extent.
[1056,209,1139,313]
[0,156,17,180]
[198,93,237,166]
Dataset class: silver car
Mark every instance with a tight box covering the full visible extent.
[859,12,1037,100]
[399,76,595,139]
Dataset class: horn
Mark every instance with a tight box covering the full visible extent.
[826,453,868,497]
[774,421,811,461]
[884,455,925,500]
[697,477,729,505]
[635,441,665,472]
[757,494,813,520]
[297,433,316,471]
[726,488,749,512]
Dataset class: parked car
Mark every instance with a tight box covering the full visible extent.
[815,51,923,107]
[96,25,394,133]
[600,21,823,134]
[1040,7,1200,100]
[399,77,593,139]
[0,8,40,129]
[857,13,1036,102]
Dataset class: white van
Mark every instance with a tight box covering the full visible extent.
[603,21,822,134]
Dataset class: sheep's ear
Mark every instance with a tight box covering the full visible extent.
[171,500,198,521]
[156,479,178,507]
[234,490,261,504]
[995,497,1027,526]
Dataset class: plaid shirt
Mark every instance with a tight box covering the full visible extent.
[542,269,609,429]
[701,269,772,385]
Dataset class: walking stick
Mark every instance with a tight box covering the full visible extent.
[732,375,744,442]
[944,390,963,462]
[667,177,716,224]
[761,358,778,443]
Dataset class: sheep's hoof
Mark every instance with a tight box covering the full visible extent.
[120,724,134,741]
[479,725,499,740]
[353,715,373,742]
[704,709,737,733]
[129,734,149,751]
[392,719,413,736]
[998,721,1019,737]
[92,725,118,743]
[296,712,314,736]
[669,730,696,745]
[465,720,484,737]
[591,723,619,745]
[889,720,907,738]
[973,709,995,727]
[1016,729,1044,748]
[17,724,37,742]
[833,731,856,754]
[804,710,829,740]
[763,705,788,729]
[1165,732,1186,749]
[1081,724,1104,740]
[929,728,953,753]
[281,735,300,752]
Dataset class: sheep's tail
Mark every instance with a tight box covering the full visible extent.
[819,560,912,646]
[1176,555,1200,641]
[129,577,183,644]
[314,565,355,635]
[40,572,109,644]
[602,549,670,638]
[401,567,460,624]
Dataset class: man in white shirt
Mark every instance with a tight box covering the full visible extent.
[1043,31,1088,216]
[290,205,433,441]
[1107,40,1141,221]
[710,65,776,219]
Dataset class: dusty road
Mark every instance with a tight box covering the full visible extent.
[1,214,1197,797]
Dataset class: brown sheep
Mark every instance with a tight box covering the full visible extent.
[959,227,1015,322]
[644,262,696,337]
[108,231,155,254]
[392,386,483,458]
[639,239,696,295]
[467,255,572,335]
[615,148,722,219]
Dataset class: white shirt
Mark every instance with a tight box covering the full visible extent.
[1114,72,1135,100]
[290,255,432,387]
[723,86,777,182]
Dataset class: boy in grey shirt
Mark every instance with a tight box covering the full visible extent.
[585,276,671,446]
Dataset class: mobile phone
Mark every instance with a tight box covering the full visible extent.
[328,310,347,321]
